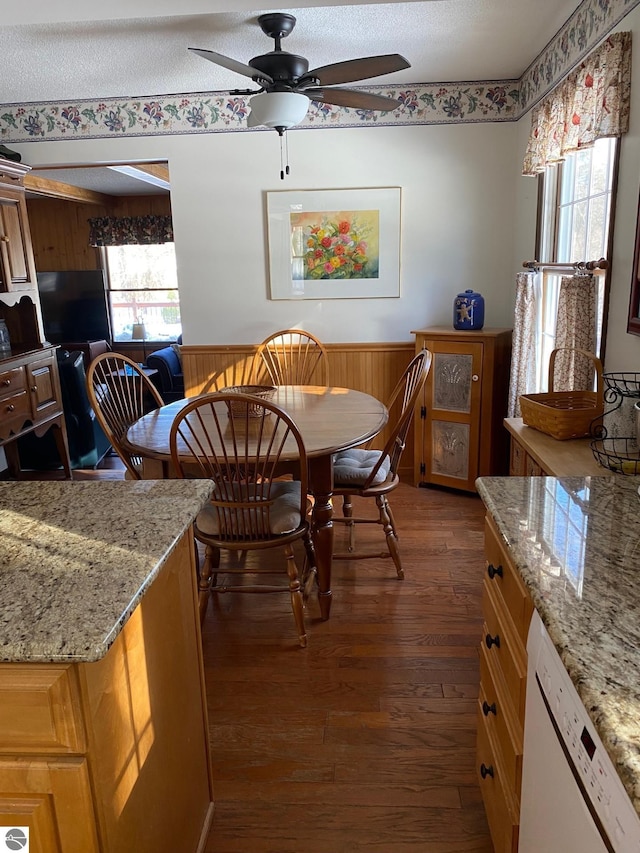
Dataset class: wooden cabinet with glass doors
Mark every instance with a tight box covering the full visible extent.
[411,328,512,492]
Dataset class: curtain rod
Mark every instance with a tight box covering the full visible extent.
[522,257,609,272]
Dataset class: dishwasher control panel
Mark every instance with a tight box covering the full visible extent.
[532,615,640,851]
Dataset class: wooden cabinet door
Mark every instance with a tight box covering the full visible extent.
[424,339,483,490]
[0,190,37,292]
[26,353,62,424]
[0,756,99,853]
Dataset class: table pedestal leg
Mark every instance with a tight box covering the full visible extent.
[309,455,333,620]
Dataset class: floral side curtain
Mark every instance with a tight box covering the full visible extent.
[552,274,598,392]
[522,31,631,176]
[507,271,541,417]
[88,215,173,246]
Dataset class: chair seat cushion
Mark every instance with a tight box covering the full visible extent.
[195,480,303,537]
[333,448,391,487]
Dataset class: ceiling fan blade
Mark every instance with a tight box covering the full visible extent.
[300,54,409,88]
[305,87,401,112]
[188,47,274,85]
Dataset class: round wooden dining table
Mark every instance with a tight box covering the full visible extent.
[125,385,388,619]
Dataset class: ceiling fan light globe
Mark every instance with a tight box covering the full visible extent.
[249,91,309,130]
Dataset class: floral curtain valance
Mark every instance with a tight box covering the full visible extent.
[522,31,631,176]
[88,215,173,246]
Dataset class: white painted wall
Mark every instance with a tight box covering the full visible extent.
[13,120,517,345]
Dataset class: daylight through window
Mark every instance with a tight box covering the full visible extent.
[104,243,181,342]
[535,136,617,389]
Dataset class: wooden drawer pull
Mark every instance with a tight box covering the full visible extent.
[487,563,503,579]
[30,385,37,392]
[2,379,10,386]
[482,700,497,716]
[480,763,494,779]
[485,633,500,649]
[5,403,14,412]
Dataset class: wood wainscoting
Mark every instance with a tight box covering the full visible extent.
[181,341,416,475]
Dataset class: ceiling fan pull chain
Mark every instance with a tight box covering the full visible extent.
[280,132,285,180]
[285,132,290,177]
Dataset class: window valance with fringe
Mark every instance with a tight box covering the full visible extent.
[522,31,631,176]
[88,214,173,246]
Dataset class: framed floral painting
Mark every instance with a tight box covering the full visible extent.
[266,187,401,299]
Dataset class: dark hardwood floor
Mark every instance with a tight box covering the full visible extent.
[200,481,491,853]
[23,458,492,852]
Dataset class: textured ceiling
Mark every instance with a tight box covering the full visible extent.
[3,1,582,105]
[11,0,583,197]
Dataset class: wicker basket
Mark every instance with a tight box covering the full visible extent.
[520,348,604,441]
[220,385,276,418]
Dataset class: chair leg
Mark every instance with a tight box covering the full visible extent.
[284,543,307,648]
[377,495,404,580]
[197,544,220,623]
[341,494,356,551]
[301,533,317,603]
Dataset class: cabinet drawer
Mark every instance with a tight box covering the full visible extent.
[0,665,85,753]
[484,517,534,645]
[0,389,30,436]
[509,438,526,476]
[476,704,519,853]
[524,454,543,476]
[0,366,25,400]
[479,642,523,795]
[482,579,527,721]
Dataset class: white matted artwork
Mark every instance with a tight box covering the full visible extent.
[266,187,401,300]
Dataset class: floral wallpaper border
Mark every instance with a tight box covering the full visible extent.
[520,0,640,111]
[0,0,638,144]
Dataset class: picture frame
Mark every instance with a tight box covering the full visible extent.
[266,187,401,300]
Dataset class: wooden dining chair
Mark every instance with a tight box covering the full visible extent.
[169,391,316,646]
[86,352,165,479]
[330,349,432,579]
[252,329,329,386]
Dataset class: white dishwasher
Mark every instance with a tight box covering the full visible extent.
[519,611,640,853]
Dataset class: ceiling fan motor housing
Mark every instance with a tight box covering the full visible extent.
[249,51,309,87]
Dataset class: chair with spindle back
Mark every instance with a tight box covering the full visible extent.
[252,329,329,386]
[330,349,432,579]
[169,391,316,645]
[86,352,164,480]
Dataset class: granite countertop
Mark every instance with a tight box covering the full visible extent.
[477,474,640,813]
[0,479,213,663]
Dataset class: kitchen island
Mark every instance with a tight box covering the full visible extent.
[477,474,640,815]
[0,479,214,852]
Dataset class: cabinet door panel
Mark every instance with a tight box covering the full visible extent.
[0,757,99,853]
[0,191,37,292]
[26,355,61,422]
[426,341,483,490]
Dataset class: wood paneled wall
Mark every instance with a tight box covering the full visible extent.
[181,341,418,473]
[27,195,172,271]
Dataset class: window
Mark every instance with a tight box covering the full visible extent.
[104,243,181,343]
[535,136,617,389]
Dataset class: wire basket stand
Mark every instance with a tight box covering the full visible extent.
[590,373,640,474]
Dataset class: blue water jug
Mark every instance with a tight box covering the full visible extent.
[453,289,485,331]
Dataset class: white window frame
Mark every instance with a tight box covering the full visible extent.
[102,243,182,343]
[535,137,618,390]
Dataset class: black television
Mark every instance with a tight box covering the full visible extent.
[37,270,111,344]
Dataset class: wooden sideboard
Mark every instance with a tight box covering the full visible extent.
[0,345,71,478]
[504,417,606,477]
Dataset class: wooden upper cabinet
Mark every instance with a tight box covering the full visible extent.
[0,162,37,292]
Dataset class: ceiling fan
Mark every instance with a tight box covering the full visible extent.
[189,12,410,176]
